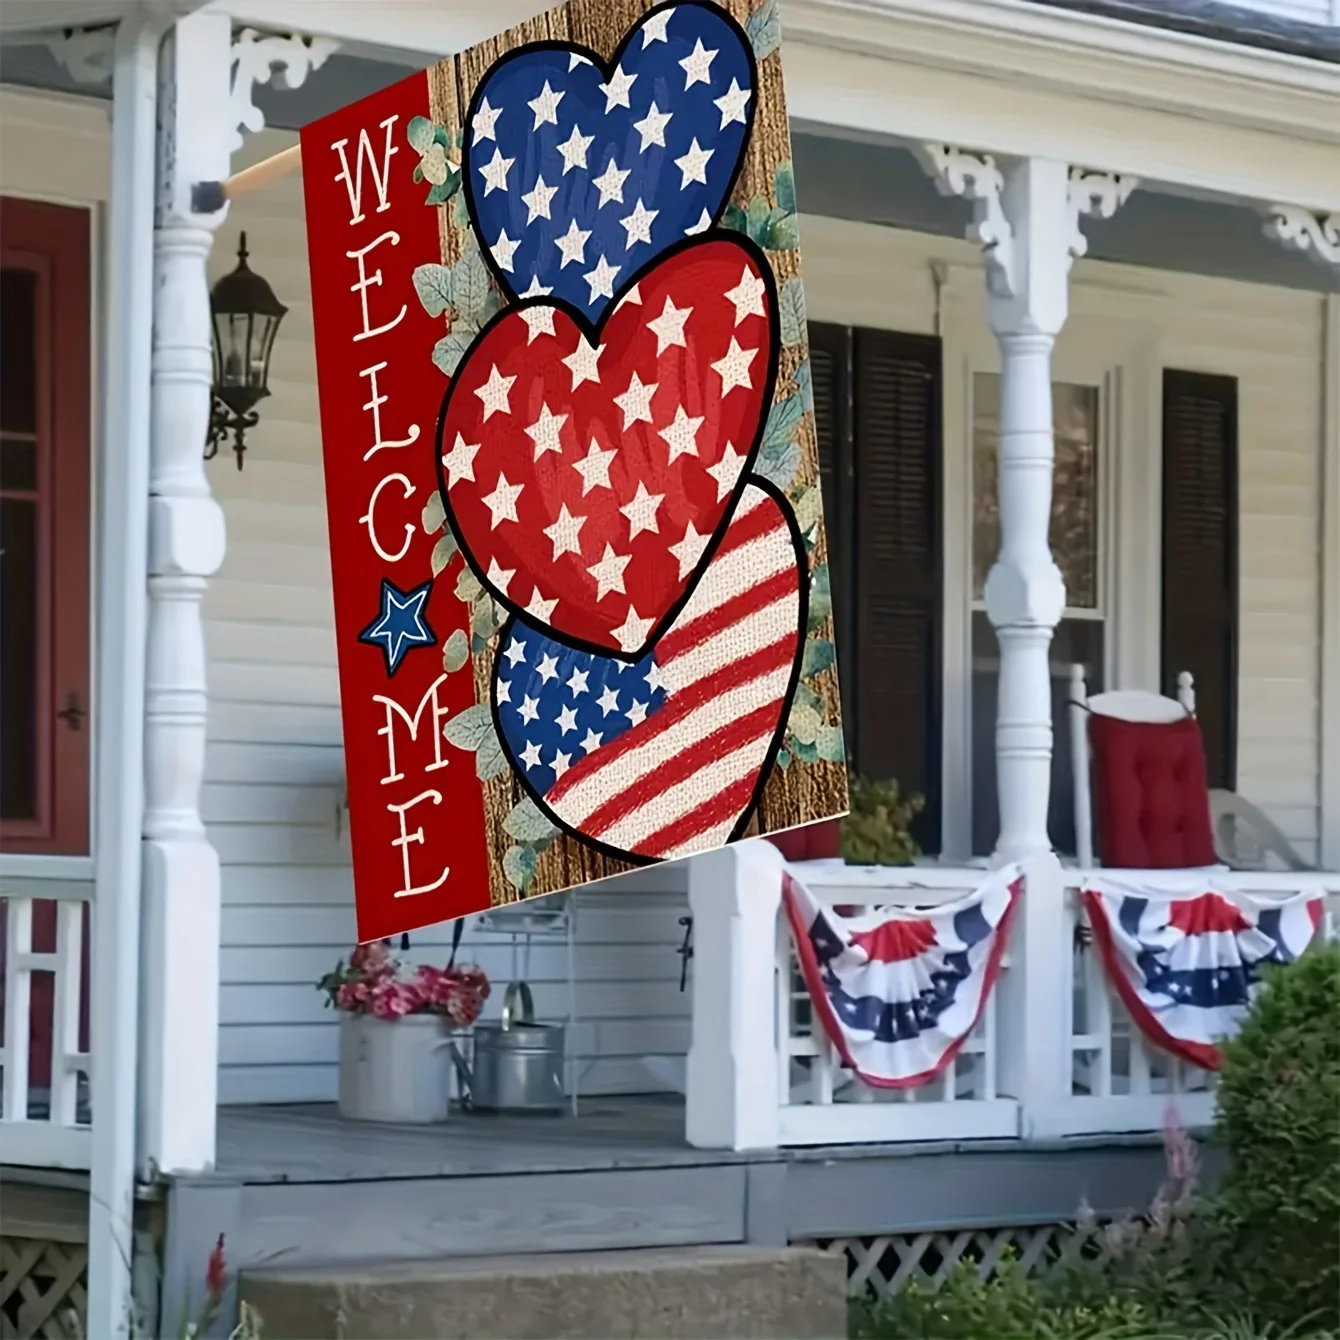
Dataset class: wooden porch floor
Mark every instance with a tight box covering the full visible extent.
[213,1094,737,1184]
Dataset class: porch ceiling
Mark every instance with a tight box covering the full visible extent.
[0,0,208,35]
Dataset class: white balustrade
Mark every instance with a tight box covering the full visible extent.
[0,889,93,1169]
[683,846,1340,1151]
[775,865,1019,1145]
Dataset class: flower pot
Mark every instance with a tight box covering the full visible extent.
[336,1012,453,1124]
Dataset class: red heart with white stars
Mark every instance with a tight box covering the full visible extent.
[436,235,778,658]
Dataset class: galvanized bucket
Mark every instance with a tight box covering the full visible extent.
[450,982,566,1114]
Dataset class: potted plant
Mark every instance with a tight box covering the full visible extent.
[317,939,489,1124]
[840,776,925,866]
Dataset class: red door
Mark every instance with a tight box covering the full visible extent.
[0,197,93,1100]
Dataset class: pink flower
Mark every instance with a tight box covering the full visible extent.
[350,940,393,978]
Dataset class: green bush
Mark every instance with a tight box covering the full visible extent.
[840,776,924,866]
[848,1255,1153,1339]
[1211,940,1340,1331]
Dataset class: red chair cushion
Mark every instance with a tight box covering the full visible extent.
[766,819,842,862]
[1087,713,1216,868]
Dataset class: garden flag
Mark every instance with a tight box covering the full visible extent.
[302,0,848,941]
[1083,882,1324,1070]
[784,868,1021,1088]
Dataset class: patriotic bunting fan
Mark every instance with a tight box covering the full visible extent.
[784,868,1021,1089]
[1083,881,1324,1070]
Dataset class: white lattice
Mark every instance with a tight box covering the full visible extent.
[0,1237,88,1340]
[809,1221,1111,1298]
[0,892,92,1169]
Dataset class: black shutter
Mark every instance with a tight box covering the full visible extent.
[808,322,854,713]
[1161,369,1238,790]
[852,329,943,851]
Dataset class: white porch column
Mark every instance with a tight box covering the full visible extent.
[922,149,1134,860]
[684,840,785,1151]
[137,12,233,1176]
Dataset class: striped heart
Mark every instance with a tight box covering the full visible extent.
[491,480,806,863]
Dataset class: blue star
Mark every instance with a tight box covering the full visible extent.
[358,578,436,677]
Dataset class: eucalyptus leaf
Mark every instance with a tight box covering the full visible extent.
[433,124,452,149]
[455,566,483,604]
[503,795,560,843]
[413,264,453,319]
[815,724,847,764]
[412,164,424,185]
[802,636,836,680]
[788,702,822,746]
[421,490,445,535]
[792,486,822,537]
[432,331,475,377]
[790,738,820,765]
[476,734,508,783]
[795,358,814,413]
[765,211,800,251]
[479,286,505,324]
[424,178,456,207]
[475,729,509,781]
[792,681,824,716]
[420,142,450,187]
[442,628,470,673]
[502,844,538,893]
[763,394,805,450]
[774,160,797,217]
[776,748,792,770]
[757,442,800,491]
[430,532,457,577]
[746,196,773,246]
[443,703,493,752]
[721,201,748,234]
[779,277,806,347]
[452,249,491,324]
[808,564,833,631]
[406,116,436,153]
[746,0,782,60]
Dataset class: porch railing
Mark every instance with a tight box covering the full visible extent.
[0,886,93,1170]
[684,841,1340,1151]
[774,868,1018,1145]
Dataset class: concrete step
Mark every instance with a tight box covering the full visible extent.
[238,1244,848,1339]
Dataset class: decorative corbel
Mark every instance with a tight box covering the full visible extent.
[919,144,1018,298]
[229,27,340,153]
[43,25,115,84]
[1266,205,1340,272]
[1066,168,1138,263]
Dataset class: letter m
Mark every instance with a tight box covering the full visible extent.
[331,115,399,226]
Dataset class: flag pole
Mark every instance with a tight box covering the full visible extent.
[191,143,302,212]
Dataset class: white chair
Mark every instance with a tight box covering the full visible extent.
[1208,789,1314,873]
[1067,664,1197,870]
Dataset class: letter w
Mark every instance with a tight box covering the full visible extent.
[331,115,399,226]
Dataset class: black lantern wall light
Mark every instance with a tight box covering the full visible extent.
[206,231,288,469]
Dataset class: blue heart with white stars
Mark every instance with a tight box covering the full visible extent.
[463,1,756,323]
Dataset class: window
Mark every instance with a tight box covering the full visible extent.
[970,374,1103,856]
[1161,369,1238,790]
[0,197,92,856]
[811,322,943,852]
